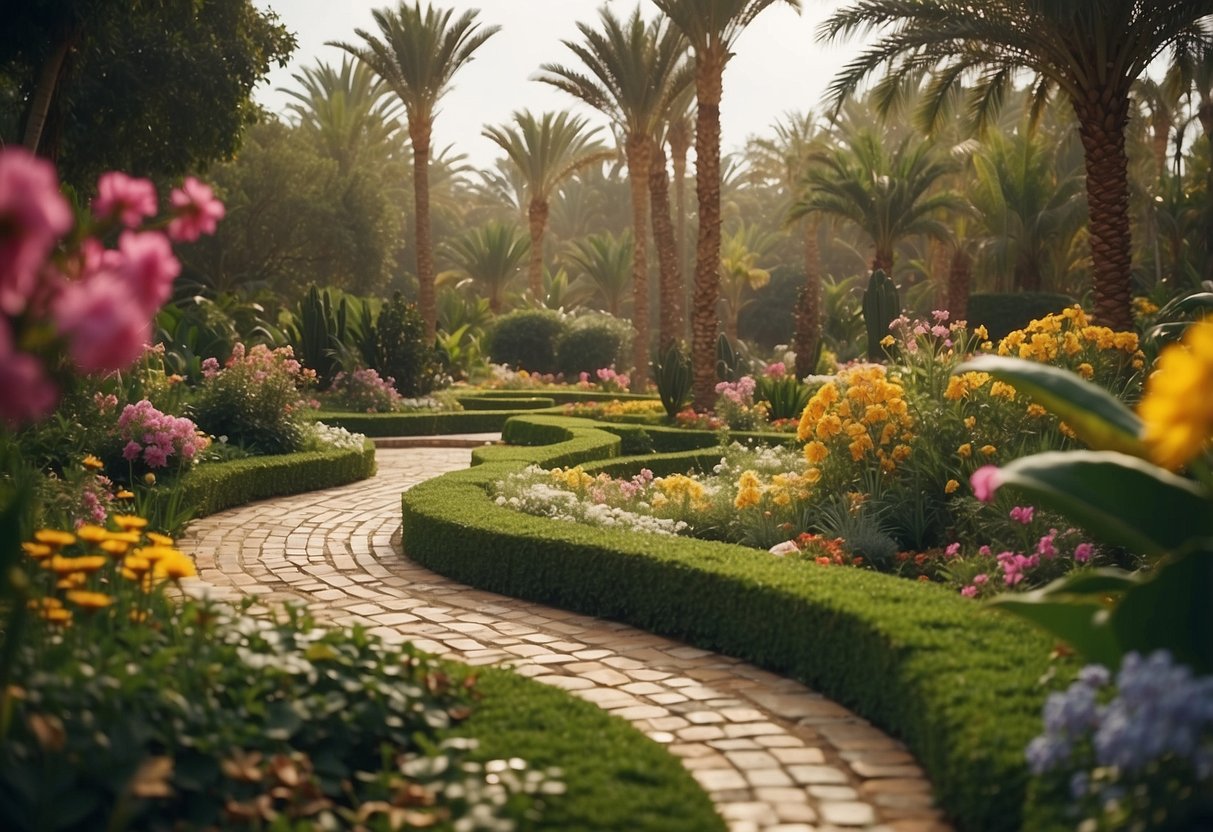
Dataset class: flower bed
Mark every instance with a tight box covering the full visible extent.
[401,415,1063,831]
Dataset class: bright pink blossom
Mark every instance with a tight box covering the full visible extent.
[1074,542,1094,563]
[53,272,151,372]
[0,316,58,426]
[167,176,224,242]
[1009,505,1035,524]
[0,148,73,315]
[970,465,1002,503]
[107,230,180,314]
[961,585,978,598]
[92,171,157,228]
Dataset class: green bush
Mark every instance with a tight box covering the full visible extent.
[377,292,442,397]
[967,292,1076,340]
[556,313,632,376]
[400,415,1065,832]
[487,309,567,375]
[191,343,312,455]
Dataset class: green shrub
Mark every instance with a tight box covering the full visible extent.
[556,313,632,376]
[400,415,1064,832]
[967,292,1076,340]
[191,343,312,455]
[487,309,567,375]
[377,292,442,397]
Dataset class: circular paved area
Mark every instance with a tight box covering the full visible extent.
[180,445,953,832]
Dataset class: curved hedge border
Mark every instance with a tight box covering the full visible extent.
[315,410,540,437]
[180,442,377,518]
[401,415,1062,832]
[456,395,556,411]
[462,388,658,404]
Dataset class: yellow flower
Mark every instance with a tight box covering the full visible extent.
[1139,319,1213,469]
[803,441,828,464]
[123,555,152,579]
[41,607,72,625]
[113,515,148,532]
[66,590,115,610]
[82,454,104,470]
[803,467,822,485]
[154,552,197,581]
[116,490,135,500]
[945,479,959,494]
[21,542,52,559]
[1026,403,1048,418]
[989,381,1017,400]
[146,531,174,546]
[972,325,989,341]
[34,530,75,549]
[963,416,976,430]
[880,334,896,348]
[1077,363,1094,380]
[957,443,972,458]
[143,473,156,486]
[76,525,108,543]
[981,444,997,457]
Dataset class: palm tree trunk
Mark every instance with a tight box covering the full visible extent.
[22,37,73,153]
[872,250,894,275]
[526,199,549,301]
[626,135,652,390]
[669,122,690,336]
[411,122,436,342]
[793,218,822,378]
[1073,90,1134,332]
[691,50,725,410]
[947,246,971,323]
[649,140,682,352]
[1014,259,1042,292]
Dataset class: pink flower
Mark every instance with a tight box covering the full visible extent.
[0,148,73,315]
[1009,505,1035,524]
[108,230,180,314]
[0,317,58,426]
[1036,530,1057,559]
[961,585,978,598]
[1074,542,1093,563]
[970,465,1002,503]
[167,177,224,242]
[973,574,989,585]
[945,542,961,557]
[53,272,151,372]
[763,362,787,379]
[123,440,142,461]
[932,309,950,323]
[92,171,157,228]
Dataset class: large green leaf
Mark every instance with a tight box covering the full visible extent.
[955,355,1144,456]
[990,593,1122,667]
[995,450,1211,555]
[1109,552,1213,674]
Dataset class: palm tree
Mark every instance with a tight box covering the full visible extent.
[650,0,800,408]
[441,220,529,314]
[562,230,635,317]
[538,7,690,388]
[330,2,499,342]
[483,110,613,303]
[820,0,1213,330]
[789,129,965,275]
[718,222,776,342]
[649,121,684,351]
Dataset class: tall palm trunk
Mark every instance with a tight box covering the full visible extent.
[872,250,894,275]
[947,246,971,323]
[1073,89,1134,332]
[625,135,652,389]
[649,141,682,352]
[669,122,690,336]
[411,121,436,341]
[792,218,822,378]
[23,36,73,153]
[691,50,726,410]
[526,199,549,301]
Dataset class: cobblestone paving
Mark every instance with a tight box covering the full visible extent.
[180,444,953,832]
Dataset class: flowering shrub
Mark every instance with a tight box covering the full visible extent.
[304,422,368,452]
[192,343,314,455]
[325,367,405,413]
[117,399,207,471]
[483,363,561,389]
[674,408,725,431]
[0,149,222,427]
[577,366,630,393]
[713,376,769,430]
[562,399,666,423]
[996,306,1144,395]
[1027,652,1213,830]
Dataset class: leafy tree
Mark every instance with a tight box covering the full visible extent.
[820,0,1213,330]
[650,0,800,408]
[331,1,499,342]
[1,0,295,189]
[483,110,613,301]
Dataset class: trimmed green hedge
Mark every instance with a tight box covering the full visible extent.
[180,442,377,518]
[462,668,723,831]
[457,395,557,411]
[462,388,658,405]
[315,410,529,437]
[401,416,1062,832]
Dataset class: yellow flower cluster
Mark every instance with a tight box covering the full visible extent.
[23,518,196,627]
[548,466,595,492]
[1139,319,1213,469]
[997,306,1144,374]
[796,365,913,474]
[1132,297,1160,317]
[652,474,710,511]
[733,469,818,510]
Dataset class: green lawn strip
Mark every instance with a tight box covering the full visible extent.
[455,668,724,832]
[401,415,1062,832]
[179,442,376,518]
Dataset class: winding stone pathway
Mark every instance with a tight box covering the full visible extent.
[179,442,953,832]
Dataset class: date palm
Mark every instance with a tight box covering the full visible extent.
[650,0,801,408]
[483,110,613,304]
[330,2,499,342]
[820,0,1213,330]
[718,222,776,342]
[441,220,529,314]
[563,230,635,318]
[538,7,690,387]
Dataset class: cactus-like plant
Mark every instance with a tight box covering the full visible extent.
[862,269,900,361]
[715,333,741,382]
[652,341,692,419]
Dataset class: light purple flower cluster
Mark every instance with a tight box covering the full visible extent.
[117,399,205,469]
[330,367,403,413]
[715,376,757,404]
[1028,651,1213,814]
[887,310,968,353]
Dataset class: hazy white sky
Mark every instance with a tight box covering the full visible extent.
[252,0,866,168]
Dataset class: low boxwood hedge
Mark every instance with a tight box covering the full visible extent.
[315,410,532,437]
[401,415,1063,832]
[462,388,658,405]
[456,395,557,411]
[180,442,376,518]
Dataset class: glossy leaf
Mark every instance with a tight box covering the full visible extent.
[956,355,1144,456]
[995,450,1211,555]
[1109,552,1213,674]
[990,592,1122,667]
